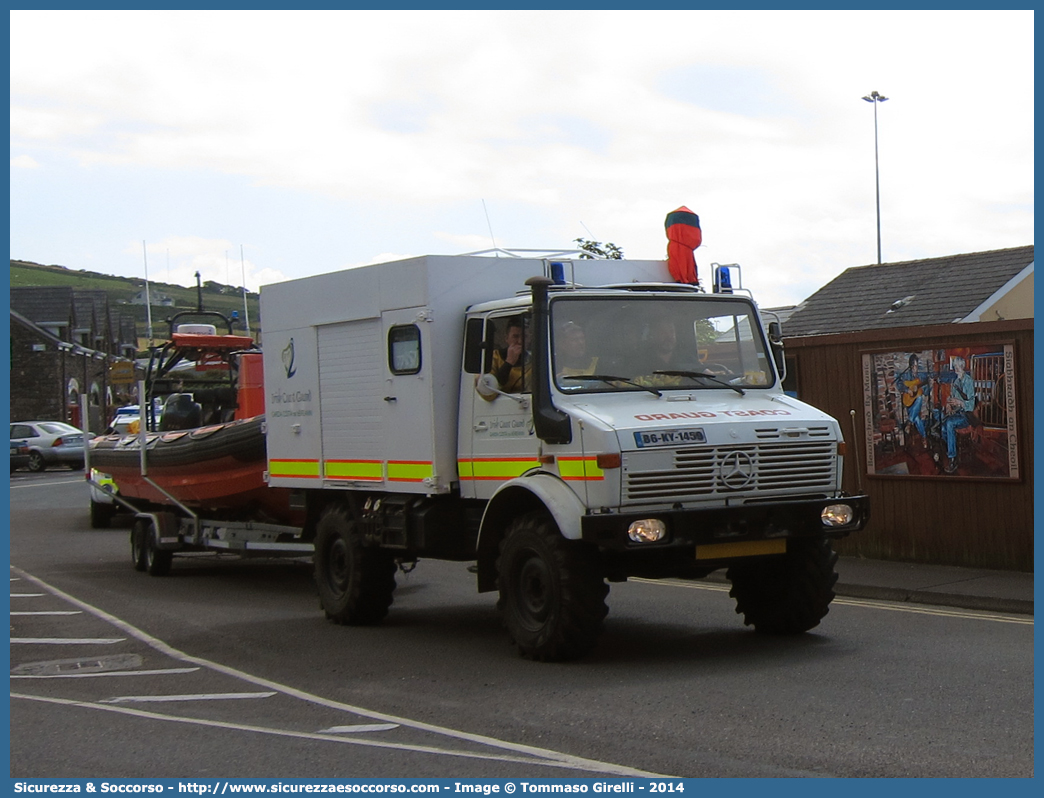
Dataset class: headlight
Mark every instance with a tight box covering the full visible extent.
[627,518,667,543]
[821,504,855,527]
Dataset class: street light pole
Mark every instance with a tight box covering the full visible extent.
[862,90,888,264]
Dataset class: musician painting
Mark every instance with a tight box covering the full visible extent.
[897,353,929,442]
[863,343,1018,480]
[939,356,977,474]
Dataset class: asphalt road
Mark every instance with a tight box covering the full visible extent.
[9,470,1034,778]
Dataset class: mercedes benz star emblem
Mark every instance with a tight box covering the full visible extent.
[719,450,755,490]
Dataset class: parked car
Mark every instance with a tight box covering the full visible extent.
[9,421,86,472]
[10,440,31,471]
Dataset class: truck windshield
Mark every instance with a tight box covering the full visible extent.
[550,295,775,393]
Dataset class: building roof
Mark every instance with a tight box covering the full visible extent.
[10,286,75,329]
[782,245,1034,337]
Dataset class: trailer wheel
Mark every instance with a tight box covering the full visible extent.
[131,519,148,572]
[314,507,396,625]
[727,537,838,634]
[90,499,115,529]
[496,513,609,662]
[144,520,173,577]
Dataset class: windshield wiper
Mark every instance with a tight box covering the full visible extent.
[561,374,663,398]
[654,370,746,395]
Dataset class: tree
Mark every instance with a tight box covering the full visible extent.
[574,238,624,260]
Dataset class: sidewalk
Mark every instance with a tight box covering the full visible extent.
[833,555,1034,616]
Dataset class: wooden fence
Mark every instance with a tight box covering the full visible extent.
[785,318,1033,571]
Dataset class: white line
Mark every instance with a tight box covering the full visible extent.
[12,668,201,679]
[100,692,277,704]
[11,566,669,778]
[632,577,1032,625]
[11,692,635,772]
[11,593,46,598]
[319,724,400,734]
[631,577,730,593]
[11,638,126,645]
[10,479,87,489]
[832,596,1034,625]
[11,611,83,616]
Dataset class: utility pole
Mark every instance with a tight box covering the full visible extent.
[862,90,889,264]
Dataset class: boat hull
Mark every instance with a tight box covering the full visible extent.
[90,416,293,521]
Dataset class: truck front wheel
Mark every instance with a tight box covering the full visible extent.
[497,513,609,661]
[727,537,838,634]
[314,507,397,625]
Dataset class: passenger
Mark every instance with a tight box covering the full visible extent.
[555,321,598,378]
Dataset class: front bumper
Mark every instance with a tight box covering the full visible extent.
[581,494,870,554]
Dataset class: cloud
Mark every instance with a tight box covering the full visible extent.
[9,9,1033,307]
[122,236,287,293]
[10,155,39,169]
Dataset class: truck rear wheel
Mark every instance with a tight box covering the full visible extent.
[314,507,397,625]
[144,520,173,577]
[727,537,838,634]
[496,513,609,662]
[131,519,148,572]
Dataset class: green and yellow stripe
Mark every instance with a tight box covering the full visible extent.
[556,456,605,482]
[324,459,383,481]
[269,458,321,479]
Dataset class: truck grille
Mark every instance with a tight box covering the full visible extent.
[624,441,836,503]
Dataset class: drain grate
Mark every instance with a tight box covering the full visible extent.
[12,653,143,676]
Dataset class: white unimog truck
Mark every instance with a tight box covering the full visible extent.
[260,253,869,660]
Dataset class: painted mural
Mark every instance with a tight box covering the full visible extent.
[862,344,1018,479]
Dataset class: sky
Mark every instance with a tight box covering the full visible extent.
[8,8,1034,309]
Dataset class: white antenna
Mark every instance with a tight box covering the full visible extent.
[481,199,499,256]
[141,240,153,346]
[240,244,251,338]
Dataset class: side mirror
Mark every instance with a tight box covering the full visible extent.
[768,321,783,344]
[767,321,786,380]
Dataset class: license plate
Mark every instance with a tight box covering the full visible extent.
[633,428,706,448]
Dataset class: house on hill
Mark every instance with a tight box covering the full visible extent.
[777,245,1033,572]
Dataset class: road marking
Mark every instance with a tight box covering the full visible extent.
[632,577,730,593]
[100,692,277,704]
[11,593,46,598]
[11,638,126,645]
[832,596,1034,625]
[12,611,83,616]
[12,691,645,773]
[12,668,200,679]
[319,724,400,734]
[10,566,671,778]
[10,479,87,489]
[631,577,1033,625]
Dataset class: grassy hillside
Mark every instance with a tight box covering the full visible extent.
[10,260,261,333]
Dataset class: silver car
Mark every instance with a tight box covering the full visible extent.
[9,421,86,472]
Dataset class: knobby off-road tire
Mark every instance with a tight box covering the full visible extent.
[727,537,839,634]
[497,513,609,662]
[314,506,397,625]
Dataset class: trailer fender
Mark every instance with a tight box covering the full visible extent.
[475,472,587,593]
